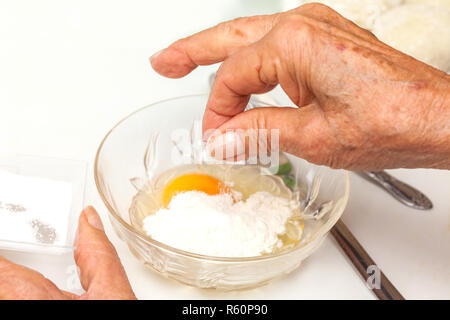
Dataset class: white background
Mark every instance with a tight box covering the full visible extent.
[0,0,449,299]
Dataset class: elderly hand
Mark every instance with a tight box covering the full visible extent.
[0,207,136,300]
[150,3,450,170]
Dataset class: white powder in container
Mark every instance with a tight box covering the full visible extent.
[142,191,295,257]
[0,170,73,247]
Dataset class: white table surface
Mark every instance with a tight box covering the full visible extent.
[0,0,449,300]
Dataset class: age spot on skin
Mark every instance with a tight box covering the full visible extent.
[352,46,371,58]
[336,43,346,51]
[234,29,245,38]
[409,81,426,90]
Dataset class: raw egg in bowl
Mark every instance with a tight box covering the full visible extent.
[95,94,349,290]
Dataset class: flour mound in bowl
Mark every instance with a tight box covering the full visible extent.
[142,190,297,257]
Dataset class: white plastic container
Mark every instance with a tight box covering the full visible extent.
[0,154,86,254]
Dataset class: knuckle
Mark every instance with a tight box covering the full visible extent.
[305,146,346,169]
[290,2,336,19]
[254,110,268,130]
[214,60,239,93]
[322,149,348,169]
[216,18,243,36]
[299,2,333,13]
[276,14,314,40]
[214,64,230,86]
[219,16,263,32]
[324,157,344,169]
[168,38,187,54]
[216,16,264,40]
[271,15,315,66]
[299,136,348,169]
[216,20,231,34]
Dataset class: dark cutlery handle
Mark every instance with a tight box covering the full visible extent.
[331,219,405,300]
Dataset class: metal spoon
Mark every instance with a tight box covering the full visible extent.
[355,171,433,210]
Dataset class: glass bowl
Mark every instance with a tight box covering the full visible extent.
[94,94,349,290]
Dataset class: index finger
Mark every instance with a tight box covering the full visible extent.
[202,43,277,135]
[150,14,280,78]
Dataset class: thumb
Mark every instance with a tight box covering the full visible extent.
[206,104,335,164]
[74,206,136,300]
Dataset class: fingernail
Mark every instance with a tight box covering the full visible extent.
[84,206,104,231]
[150,49,164,61]
[207,131,246,160]
[202,128,217,143]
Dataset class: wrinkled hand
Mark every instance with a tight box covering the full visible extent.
[0,207,136,300]
[151,3,450,170]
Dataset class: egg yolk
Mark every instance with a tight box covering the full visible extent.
[162,173,231,207]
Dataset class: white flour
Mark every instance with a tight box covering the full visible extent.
[142,191,295,257]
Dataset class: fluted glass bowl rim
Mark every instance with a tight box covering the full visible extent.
[94,94,350,263]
